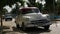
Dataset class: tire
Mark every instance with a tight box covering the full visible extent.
[21,22,26,30]
[10,18,12,20]
[15,21,16,23]
[44,25,50,30]
[16,24,20,28]
[5,19,7,21]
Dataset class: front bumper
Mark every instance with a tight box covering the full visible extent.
[5,18,12,21]
[24,19,52,27]
[25,22,52,27]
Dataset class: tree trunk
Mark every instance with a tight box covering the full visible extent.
[0,8,3,34]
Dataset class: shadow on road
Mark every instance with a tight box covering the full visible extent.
[0,26,10,30]
[2,27,51,34]
[0,26,10,34]
[13,27,51,33]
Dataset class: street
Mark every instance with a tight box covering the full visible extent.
[0,19,60,34]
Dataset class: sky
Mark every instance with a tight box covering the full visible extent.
[4,6,12,12]
[4,4,16,12]
[3,0,46,12]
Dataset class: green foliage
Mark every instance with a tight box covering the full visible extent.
[43,0,56,14]
[11,2,20,15]
[2,9,8,15]
[0,0,24,9]
[35,2,42,11]
[0,0,24,16]
[27,0,36,7]
[10,0,25,15]
[11,8,17,14]
[27,0,42,11]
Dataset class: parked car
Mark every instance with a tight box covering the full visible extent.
[15,7,52,30]
[5,15,12,21]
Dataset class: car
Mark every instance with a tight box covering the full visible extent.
[5,15,12,21]
[15,7,52,30]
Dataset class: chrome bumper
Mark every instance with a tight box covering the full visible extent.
[25,22,52,27]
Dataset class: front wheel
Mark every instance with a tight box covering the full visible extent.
[16,24,20,28]
[44,25,50,30]
[5,19,7,21]
[21,22,26,30]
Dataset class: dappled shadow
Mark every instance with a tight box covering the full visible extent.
[1,27,51,34]
[0,26,10,34]
[13,27,51,33]
[0,26,10,30]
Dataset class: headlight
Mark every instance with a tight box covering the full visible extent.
[24,18,29,21]
[23,16,31,21]
[47,16,50,19]
[26,18,29,20]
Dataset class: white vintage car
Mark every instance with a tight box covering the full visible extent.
[15,7,52,30]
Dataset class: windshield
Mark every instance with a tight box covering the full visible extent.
[5,14,12,18]
[21,8,40,14]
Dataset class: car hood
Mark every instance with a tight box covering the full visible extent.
[23,13,47,21]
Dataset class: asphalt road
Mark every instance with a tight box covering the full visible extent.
[0,19,60,34]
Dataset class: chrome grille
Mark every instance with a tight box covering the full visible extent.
[31,19,49,24]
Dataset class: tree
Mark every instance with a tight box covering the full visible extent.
[0,0,24,18]
[56,2,60,15]
[0,0,24,12]
[34,2,42,11]
[27,0,36,7]
[11,2,22,15]
[11,8,20,15]
[27,0,42,12]
[2,9,8,15]
[11,8,17,14]
[44,0,56,14]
